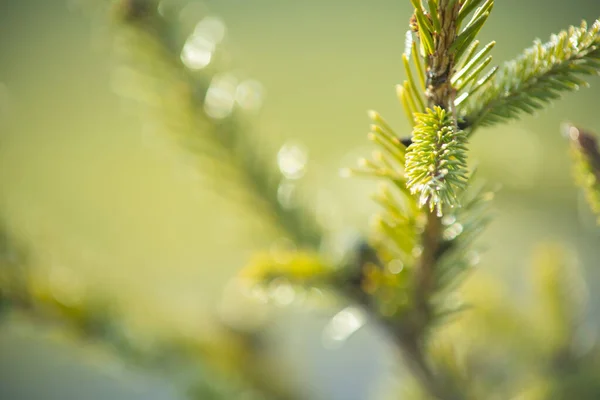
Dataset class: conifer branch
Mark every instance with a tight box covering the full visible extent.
[344,2,495,398]
[350,2,480,398]
[4,1,600,399]
[8,297,289,400]
[104,2,600,399]
[111,0,323,248]
[461,19,600,133]
[566,124,600,223]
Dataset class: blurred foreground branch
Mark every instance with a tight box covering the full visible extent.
[110,0,324,248]
[567,124,600,224]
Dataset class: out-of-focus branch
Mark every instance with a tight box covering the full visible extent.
[566,124,600,223]
[1,242,297,400]
[110,0,324,249]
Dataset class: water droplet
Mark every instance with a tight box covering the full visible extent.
[235,79,264,111]
[466,251,480,266]
[443,223,464,240]
[277,142,308,179]
[442,214,456,225]
[268,278,295,307]
[204,74,237,119]
[248,285,269,304]
[181,34,215,70]
[567,125,580,141]
[412,246,423,258]
[388,259,404,274]
[322,306,366,349]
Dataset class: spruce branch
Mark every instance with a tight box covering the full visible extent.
[110,0,324,248]
[4,1,600,399]
[566,124,600,223]
[461,19,600,132]
[346,2,486,399]
[341,2,524,399]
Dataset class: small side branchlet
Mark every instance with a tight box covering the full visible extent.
[566,124,600,224]
[462,20,600,133]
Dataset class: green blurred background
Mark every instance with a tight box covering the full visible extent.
[0,0,599,399]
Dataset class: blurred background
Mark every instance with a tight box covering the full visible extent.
[0,0,599,399]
